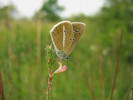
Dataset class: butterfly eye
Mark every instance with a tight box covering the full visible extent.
[64,30,65,32]
[75,29,77,32]
[69,34,70,35]
[70,39,71,40]
[66,56,69,60]
[73,38,75,40]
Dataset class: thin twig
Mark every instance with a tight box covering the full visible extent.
[110,30,123,100]
[0,69,4,100]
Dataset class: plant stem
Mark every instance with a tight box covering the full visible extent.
[46,67,53,100]
[45,45,55,100]
[0,69,4,100]
[110,30,123,100]
[37,9,41,67]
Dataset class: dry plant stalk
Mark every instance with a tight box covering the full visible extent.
[110,30,123,100]
[45,67,53,100]
[36,10,42,99]
[45,45,54,100]
[45,45,66,100]
[0,69,4,100]
[37,10,41,67]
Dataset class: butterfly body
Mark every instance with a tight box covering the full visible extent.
[56,50,69,60]
[50,21,85,60]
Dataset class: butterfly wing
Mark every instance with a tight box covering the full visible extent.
[66,22,85,56]
[50,21,73,54]
[50,21,65,51]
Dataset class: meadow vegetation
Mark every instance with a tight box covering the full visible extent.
[0,0,133,100]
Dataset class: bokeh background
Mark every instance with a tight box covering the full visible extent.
[0,0,133,100]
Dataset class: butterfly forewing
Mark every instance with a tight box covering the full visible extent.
[66,22,85,56]
[50,22,64,51]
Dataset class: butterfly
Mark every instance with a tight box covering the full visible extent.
[50,21,85,60]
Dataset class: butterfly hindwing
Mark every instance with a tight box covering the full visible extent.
[66,22,85,56]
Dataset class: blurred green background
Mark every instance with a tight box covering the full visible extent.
[0,0,133,100]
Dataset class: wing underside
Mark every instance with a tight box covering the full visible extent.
[66,22,85,56]
[50,21,85,58]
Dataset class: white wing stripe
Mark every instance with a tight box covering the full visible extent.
[63,25,65,49]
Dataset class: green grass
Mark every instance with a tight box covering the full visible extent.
[0,19,132,100]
